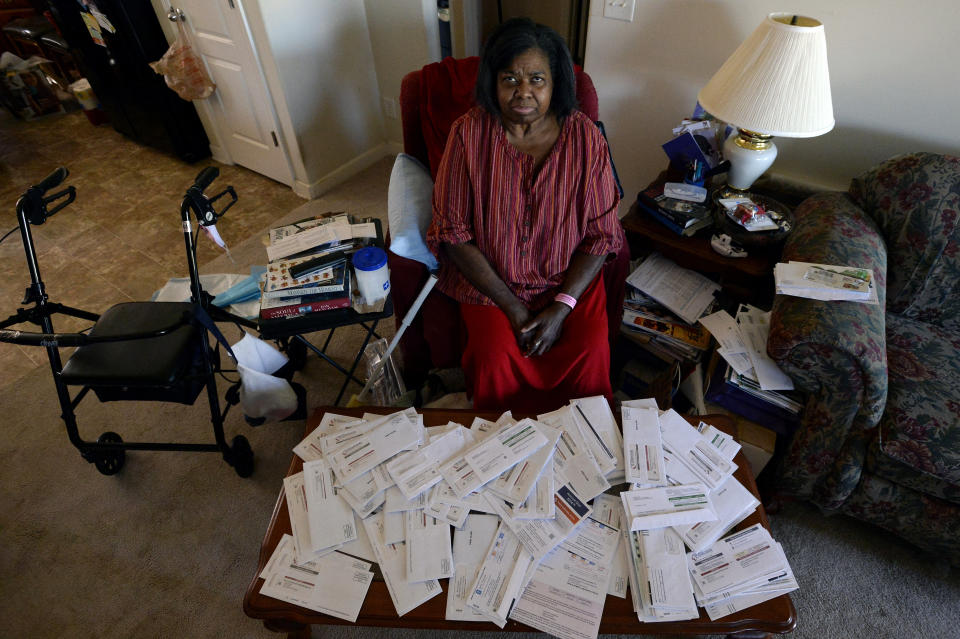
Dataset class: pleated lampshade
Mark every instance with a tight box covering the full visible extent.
[697,13,834,138]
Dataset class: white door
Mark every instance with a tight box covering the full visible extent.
[161,0,293,186]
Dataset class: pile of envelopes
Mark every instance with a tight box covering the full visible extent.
[257,396,797,636]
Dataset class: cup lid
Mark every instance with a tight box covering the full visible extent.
[351,246,387,271]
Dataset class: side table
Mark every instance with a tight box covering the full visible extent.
[621,200,780,305]
[243,407,797,638]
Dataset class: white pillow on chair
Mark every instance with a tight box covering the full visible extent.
[387,153,438,271]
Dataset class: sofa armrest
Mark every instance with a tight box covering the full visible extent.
[767,192,890,504]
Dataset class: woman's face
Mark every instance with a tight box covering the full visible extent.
[496,48,553,126]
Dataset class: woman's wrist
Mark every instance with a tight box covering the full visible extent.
[553,292,577,310]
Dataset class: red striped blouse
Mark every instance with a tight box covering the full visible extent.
[427,106,622,308]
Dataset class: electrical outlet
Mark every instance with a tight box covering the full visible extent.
[603,0,636,22]
[382,97,398,119]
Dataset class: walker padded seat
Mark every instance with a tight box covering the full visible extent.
[60,302,205,404]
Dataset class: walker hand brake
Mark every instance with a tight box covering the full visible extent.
[19,167,76,225]
[207,186,238,219]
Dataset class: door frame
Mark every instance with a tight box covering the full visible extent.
[149,0,299,189]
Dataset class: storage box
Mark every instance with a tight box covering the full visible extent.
[736,417,778,475]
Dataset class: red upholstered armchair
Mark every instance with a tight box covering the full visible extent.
[388,56,630,386]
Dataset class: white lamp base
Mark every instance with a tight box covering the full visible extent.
[723,130,778,192]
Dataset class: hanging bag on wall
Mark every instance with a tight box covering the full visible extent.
[149,19,215,101]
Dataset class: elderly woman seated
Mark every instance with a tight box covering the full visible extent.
[427,18,622,413]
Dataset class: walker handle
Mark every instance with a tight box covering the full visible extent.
[34,167,68,195]
[193,166,219,192]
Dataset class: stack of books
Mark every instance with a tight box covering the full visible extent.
[637,183,714,237]
[259,254,352,320]
[259,213,377,321]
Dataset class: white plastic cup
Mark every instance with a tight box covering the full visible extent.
[69,78,99,111]
[351,246,390,304]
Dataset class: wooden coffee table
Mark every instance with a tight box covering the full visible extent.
[243,407,797,638]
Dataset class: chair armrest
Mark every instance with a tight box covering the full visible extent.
[767,193,889,504]
[769,192,888,411]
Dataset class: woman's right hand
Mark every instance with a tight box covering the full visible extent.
[503,301,534,351]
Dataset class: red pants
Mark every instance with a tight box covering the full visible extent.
[461,276,612,413]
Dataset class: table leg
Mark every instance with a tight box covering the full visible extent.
[334,319,380,405]
[263,618,310,638]
[725,631,773,639]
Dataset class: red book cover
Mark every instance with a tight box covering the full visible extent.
[259,295,351,320]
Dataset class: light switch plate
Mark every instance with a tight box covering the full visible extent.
[603,0,636,22]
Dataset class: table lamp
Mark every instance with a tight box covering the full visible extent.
[697,13,834,196]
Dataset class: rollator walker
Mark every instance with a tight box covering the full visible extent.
[0,166,302,477]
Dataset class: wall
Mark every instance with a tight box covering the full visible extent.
[246,0,384,198]
[363,0,436,148]
[583,0,960,201]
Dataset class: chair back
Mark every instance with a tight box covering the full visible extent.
[849,152,960,329]
[400,56,599,179]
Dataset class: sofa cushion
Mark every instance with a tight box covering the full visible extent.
[849,152,960,330]
[866,313,960,504]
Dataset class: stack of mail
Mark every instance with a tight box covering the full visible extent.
[257,395,796,638]
[615,400,794,623]
[774,261,877,304]
[688,523,799,620]
[257,533,374,622]
[699,304,795,392]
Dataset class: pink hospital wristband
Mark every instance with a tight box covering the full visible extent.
[554,293,577,310]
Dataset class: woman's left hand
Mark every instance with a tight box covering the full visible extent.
[520,302,572,357]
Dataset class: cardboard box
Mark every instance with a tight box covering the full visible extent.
[736,417,777,476]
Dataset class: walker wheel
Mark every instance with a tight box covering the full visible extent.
[94,431,125,475]
[229,435,254,478]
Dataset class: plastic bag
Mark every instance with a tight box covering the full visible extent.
[149,20,215,101]
[231,332,297,422]
[361,338,408,406]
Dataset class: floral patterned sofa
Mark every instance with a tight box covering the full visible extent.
[767,152,960,559]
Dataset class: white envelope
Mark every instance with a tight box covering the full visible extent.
[302,459,356,553]
[327,412,420,484]
[621,483,717,531]
[622,405,665,487]
[405,511,453,583]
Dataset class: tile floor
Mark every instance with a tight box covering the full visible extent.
[0,108,393,391]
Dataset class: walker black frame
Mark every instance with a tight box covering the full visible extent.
[0,166,290,477]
